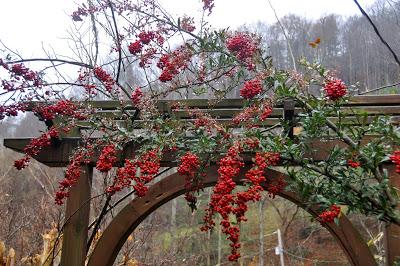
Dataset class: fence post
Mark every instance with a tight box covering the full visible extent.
[61,165,93,266]
[385,165,400,265]
[283,100,295,139]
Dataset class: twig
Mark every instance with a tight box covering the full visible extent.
[266,0,297,71]
[9,58,92,69]
[353,0,400,68]
[86,195,111,251]
[108,1,123,83]
[358,81,400,95]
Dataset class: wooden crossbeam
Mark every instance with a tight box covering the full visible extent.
[3,137,377,167]
[91,106,400,120]
[5,95,399,164]
[23,96,400,132]
[25,95,400,111]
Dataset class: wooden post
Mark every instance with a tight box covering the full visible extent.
[283,100,295,139]
[61,165,93,266]
[385,165,400,265]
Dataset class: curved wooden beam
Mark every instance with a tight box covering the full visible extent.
[88,166,376,266]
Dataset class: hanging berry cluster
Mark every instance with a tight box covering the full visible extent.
[178,152,201,209]
[201,144,283,261]
[94,67,115,92]
[55,146,94,205]
[127,30,165,69]
[14,127,59,170]
[202,145,244,261]
[107,149,161,197]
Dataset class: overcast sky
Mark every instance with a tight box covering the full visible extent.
[0,0,376,57]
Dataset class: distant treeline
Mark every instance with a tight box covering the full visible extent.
[245,0,400,93]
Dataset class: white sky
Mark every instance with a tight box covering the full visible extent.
[0,0,376,57]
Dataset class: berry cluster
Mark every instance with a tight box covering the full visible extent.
[318,205,341,223]
[390,150,400,174]
[1,60,41,92]
[55,147,93,205]
[14,127,60,170]
[94,67,115,92]
[131,87,144,106]
[13,157,30,171]
[107,150,160,197]
[178,152,200,177]
[226,32,258,69]
[324,79,347,101]
[10,64,39,82]
[128,31,157,55]
[232,106,258,125]
[240,79,263,99]
[35,100,86,121]
[0,103,26,120]
[260,105,273,121]
[128,31,164,67]
[128,41,143,55]
[202,145,244,261]
[181,16,196,32]
[96,144,117,172]
[246,152,283,199]
[347,159,361,168]
[178,152,201,208]
[233,103,273,125]
[201,147,282,261]
[202,0,215,14]
[157,47,192,82]
[138,31,155,45]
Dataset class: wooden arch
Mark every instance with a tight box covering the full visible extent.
[88,166,376,266]
[5,95,400,265]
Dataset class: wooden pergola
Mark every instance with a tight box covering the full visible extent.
[4,95,400,266]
